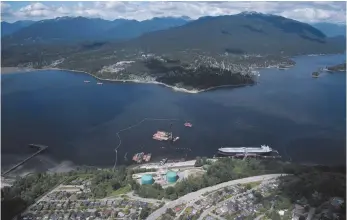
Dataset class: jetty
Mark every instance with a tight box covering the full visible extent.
[1,144,48,176]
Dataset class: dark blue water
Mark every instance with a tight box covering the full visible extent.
[1,54,346,173]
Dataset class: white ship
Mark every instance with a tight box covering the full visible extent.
[218,145,272,156]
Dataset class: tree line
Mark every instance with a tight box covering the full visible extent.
[1,159,345,220]
[133,158,346,206]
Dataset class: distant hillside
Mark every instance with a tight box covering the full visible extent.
[106,17,189,39]
[312,22,346,37]
[119,12,344,55]
[2,17,120,44]
[1,16,190,45]
[3,13,345,91]
[1,20,35,37]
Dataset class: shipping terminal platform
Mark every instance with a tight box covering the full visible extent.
[1,144,48,177]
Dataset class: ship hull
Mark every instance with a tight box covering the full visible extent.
[217,150,272,156]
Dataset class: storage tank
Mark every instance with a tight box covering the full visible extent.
[166,171,177,183]
[141,174,154,185]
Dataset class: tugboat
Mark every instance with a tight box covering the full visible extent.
[184,122,193,127]
[132,152,144,163]
[133,152,152,163]
[144,153,152,162]
[160,158,168,166]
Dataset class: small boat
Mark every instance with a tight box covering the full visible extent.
[144,153,152,162]
[184,122,193,127]
[312,72,320,78]
[132,152,145,163]
[173,137,180,142]
[160,158,168,165]
[84,80,90,83]
[97,82,103,85]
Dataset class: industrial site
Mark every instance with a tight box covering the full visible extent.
[133,159,208,188]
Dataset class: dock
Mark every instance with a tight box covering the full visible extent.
[1,144,48,176]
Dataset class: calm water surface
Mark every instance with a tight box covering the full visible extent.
[1,54,346,174]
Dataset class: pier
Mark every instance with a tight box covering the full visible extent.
[1,144,48,176]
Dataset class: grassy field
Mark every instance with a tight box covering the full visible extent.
[111,185,132,196]
[243,181,262,189]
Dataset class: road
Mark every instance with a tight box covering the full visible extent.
[103,192,163,204]
[125,192,164,204]
[210,213,225,220]
[146,174,285,220]
[254,214,265,220]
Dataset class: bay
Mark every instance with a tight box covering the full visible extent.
[1,54,346,175]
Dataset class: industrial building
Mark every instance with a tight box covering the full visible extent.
[133,160,209,187]
[166,171,178,183]
[141,174,154,185]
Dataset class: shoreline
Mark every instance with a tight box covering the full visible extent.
[1,67,36,74]
[1,67,255,94]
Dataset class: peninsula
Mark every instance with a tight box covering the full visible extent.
[327,63,346,72]
[2,13,344,92]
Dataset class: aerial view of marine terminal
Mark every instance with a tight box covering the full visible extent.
[1,1,346,220]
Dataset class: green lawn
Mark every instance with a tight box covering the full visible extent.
[111,185,132,196]
[184,206,193,214]
[242,181,262,189]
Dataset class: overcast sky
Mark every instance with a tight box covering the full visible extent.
[1,1,346,24]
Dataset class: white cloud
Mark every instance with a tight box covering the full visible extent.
[56,6,70,15]
[2,1,346,24]
[1,2,13,19]
[1,1,10,10]
[14,2,51,18]
[280,7,346,23]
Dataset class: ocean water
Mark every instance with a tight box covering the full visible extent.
[1,54,346,175]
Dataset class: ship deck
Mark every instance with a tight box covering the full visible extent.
[219,148,271,153]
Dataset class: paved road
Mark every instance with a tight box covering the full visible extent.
[254,214,265,220]
[103,192,163,204]
[147,174,285,220]
[125,192,164,204]
[210,213,225,220]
